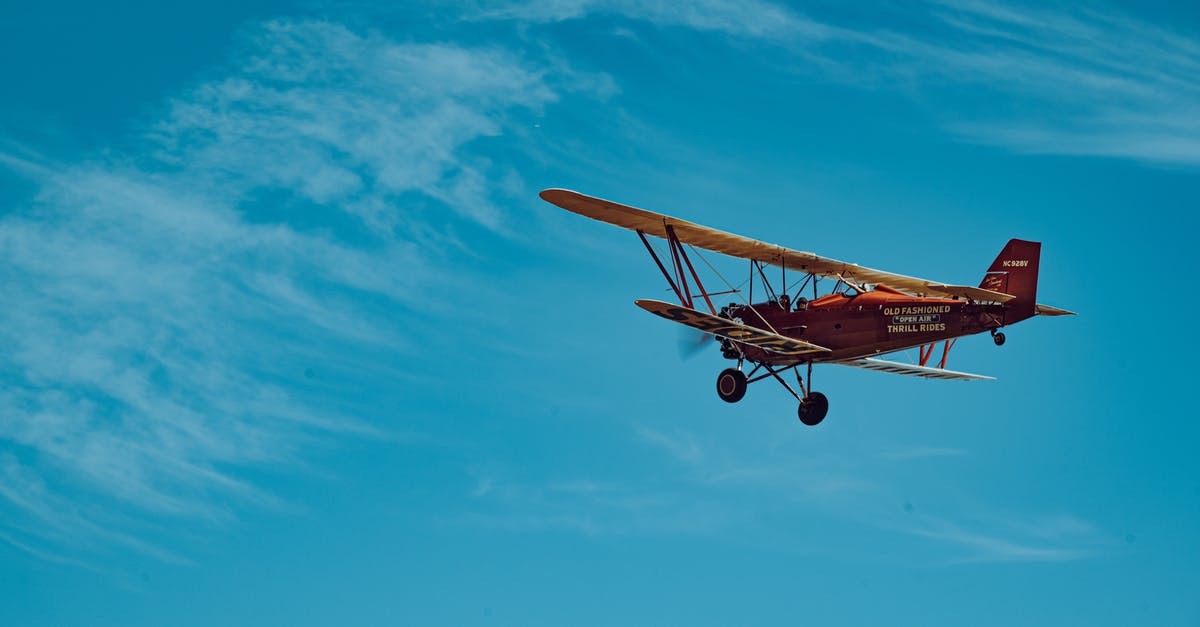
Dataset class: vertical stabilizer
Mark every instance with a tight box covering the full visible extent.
[979,239,1041,323]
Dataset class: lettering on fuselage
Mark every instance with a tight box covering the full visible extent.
[882,305,951,316]
[883,305,951,334]
[1001,260,1029,267]
[887,323,947,333]
[892,314,940,324]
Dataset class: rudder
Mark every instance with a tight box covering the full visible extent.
[979,239,1040,323]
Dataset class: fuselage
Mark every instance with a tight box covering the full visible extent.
[723,285,1012,364]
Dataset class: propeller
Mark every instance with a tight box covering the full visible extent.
[677,327,714,360]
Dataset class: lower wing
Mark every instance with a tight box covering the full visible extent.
[833,358,994,381]
[634,299,830,357]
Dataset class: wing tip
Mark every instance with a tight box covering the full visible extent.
[538,187,577,203]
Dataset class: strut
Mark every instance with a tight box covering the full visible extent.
[637,230,686,306]
[637,227,717,314]
[918,339,958,368]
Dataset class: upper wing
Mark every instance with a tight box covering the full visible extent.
[634,299,830,357]
[833,358,994,381]
[541,189,1013,302]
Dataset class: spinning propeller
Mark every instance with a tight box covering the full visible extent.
[677,327,713,360]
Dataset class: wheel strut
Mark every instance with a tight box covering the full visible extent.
[762,364,804,402]
[794,362,827,426]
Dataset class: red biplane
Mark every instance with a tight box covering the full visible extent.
[541,189,1075,426]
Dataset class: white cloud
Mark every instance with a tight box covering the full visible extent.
[618,423,1098,562]
[457,472,739,537]
[881,446,967,460]
[634,424,705,464]
[0,18,567,560]
[900,512,1103,563]
[478,0,1200,166]
[471,0,833,41]
[151,19,558,230]
[910,1,1200,165]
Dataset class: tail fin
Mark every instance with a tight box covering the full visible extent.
[979,239,1041,323]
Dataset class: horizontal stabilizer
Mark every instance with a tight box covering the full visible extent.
[833,358,994,381]
[634,299,830,357]
[1035,303,1076,316]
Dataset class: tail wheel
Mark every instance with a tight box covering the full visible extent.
[797,392,828,426]
[993,331,1006,346]
[716,368,747,403]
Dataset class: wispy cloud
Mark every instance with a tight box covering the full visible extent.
[456,414,1107,564]
[0,18,570,561]
[470,0,834,41]
[459,469,739,537]
[634,423,874,499]
[898,511,1104,563]
[904,1,1200,165]
[881,446,968,461]
[511,422,1098,563]
[150,20,562,231]
[478,0,1200,166]
[634,425,705,464]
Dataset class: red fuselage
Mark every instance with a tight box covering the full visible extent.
[723,285,1013,363]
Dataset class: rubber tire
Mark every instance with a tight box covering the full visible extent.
[993,332,1006,346]
[716,368,748,403]
[797,392,829,426]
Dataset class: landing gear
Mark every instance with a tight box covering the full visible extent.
[715,361,831,426]
[722,361,831,426]
[797,392,829,426]
[716,368,747,403]
[992,329,1006,346]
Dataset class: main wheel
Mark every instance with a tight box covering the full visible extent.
[716,368,747,403]
[993,331,1006,346]
[797,392,829,426]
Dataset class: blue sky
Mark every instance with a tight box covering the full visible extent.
[1,1,1198,624]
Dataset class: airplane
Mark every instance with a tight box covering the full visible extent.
[540,188,1075,426]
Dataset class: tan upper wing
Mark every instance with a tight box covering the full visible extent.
[541,189,1014,302]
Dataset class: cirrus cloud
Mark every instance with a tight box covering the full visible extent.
[0,18,576,561]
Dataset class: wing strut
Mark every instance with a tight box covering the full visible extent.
[918,338,957,369]
[668,225,717,314]
[638,230,686,306]
[637,227,718,314]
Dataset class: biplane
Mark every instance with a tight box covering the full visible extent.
[541,189,1075,426]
